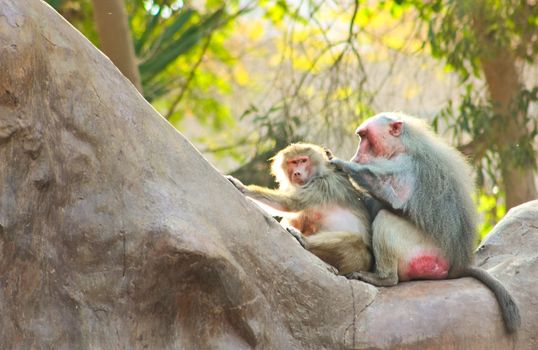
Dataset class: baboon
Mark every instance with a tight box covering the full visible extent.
[331,112,520,333]
[228,143,375,275]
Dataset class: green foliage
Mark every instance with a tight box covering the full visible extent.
[408,0,537,81]
[45,0,537,221]
[434,85,538,173]
[409,0,538,212]
[130,2,228,101]
[47,0,64,8]
[242,103,302,147]
[47,0,248,138]
[128,1,256,139]
[476,190,506,240]
[137,8,225,92]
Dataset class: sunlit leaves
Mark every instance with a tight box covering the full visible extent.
[46,0,537,203]
[423,0,537,77]
[436,83,538,171]
[419,0,538,211]
[138,7,226,89]
[476,190,506,239]
[246,21,265,41]
[125,0,250,140]
[264,0,288,24]
[232,65,250,86]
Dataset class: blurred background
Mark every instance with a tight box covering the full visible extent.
[46,0,537,236]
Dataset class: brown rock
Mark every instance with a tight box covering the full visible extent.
[0,1,536,349]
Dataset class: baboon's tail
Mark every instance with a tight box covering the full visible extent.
[464,267,521,333]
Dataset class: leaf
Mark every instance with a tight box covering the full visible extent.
[134,5,164,54]
[140,27,201,83]
[140,8,225,83]
[232,65,249,86]
[156,8,196,49]
[46,0,64,9]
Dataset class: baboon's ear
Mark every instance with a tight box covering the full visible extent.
[389,120,403,137]
[324,147,334,160]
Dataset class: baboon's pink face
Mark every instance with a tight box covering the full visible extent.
[351,115,403,164]
[287,156,312,185]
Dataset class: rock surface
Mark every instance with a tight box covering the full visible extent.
[0,1,536,349]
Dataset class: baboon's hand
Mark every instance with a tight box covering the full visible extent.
[345,271,398,286]
[345,271,364,280]
[330,158,360,174]
[226,175,246,193]
[324,264,339,275]
[285,226,307,248]
[329,158,348,171]
[286,226,338,275]
[285,227,338,275]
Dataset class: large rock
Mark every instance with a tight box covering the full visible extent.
[0,0,536,349]
[355,201,538,349]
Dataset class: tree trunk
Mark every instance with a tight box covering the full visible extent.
[470,1,538,209]
[481,51,538,209]
[91,0,142,92]
[0,0,537,349]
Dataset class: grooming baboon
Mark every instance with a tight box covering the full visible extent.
[331,112,520,333]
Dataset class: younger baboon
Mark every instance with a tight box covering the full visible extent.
[228,143,375,275]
